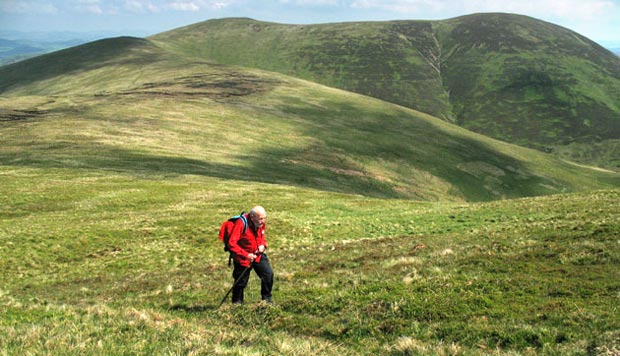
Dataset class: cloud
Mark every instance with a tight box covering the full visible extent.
[76,1,104,14]
[0,0,59,14]
[461,0,616,21]
[44,0,238,15]
[279,0,341,5]
[351,0,446,13]
[124,0,161,12]
[167,1,201,11]
[348,0,618,21]
[160,0,237,11]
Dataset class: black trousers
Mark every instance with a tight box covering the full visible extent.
[231,254,273,303]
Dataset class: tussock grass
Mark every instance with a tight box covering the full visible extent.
[0,164,618,354]
[1,34,619,355]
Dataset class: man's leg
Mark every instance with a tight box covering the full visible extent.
[231,262,251,304]
[253,254,274,302]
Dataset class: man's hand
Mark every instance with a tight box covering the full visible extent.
[258,245,266,253]
[248,253,257,262]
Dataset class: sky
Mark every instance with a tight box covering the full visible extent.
[1,0,619,46]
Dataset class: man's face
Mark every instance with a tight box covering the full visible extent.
[251,211,266,227]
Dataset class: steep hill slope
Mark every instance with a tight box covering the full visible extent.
[151,14,620,169]
[1,36,618,201]
[436,14,620,152]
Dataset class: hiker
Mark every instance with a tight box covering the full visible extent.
[227,205,274,304]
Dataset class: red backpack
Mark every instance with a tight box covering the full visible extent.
[218,212,248,265]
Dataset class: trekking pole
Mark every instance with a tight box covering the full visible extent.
[217,251,262,308]
[217,265,251,308]
[216,265,252,309]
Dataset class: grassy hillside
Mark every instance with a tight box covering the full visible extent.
[436,14,620,157]
[1,37,618,202]
[151,14,620,170]
[151,18,454,120]
[0,167,618,355]
[1,34,619,355]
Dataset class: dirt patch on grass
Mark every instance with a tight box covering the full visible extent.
[121,71,279,100]
[0,109,48,122]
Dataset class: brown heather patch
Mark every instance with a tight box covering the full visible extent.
[119,71,280,100]
[0,108,48,122]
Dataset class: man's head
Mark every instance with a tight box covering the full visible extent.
[249,205,267,228]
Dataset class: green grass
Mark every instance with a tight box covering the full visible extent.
[1,33,619,355]
[552,139,620,170]
[0,166,618,355]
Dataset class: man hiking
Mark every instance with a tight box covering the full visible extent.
[227,205,274,304]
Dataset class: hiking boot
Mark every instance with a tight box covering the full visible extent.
[261,297,274,305]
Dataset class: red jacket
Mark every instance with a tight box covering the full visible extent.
[227,213,267,267]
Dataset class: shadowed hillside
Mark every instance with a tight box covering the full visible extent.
[436,14,620,151]
[151,13,620,169]
[1,36,619,202]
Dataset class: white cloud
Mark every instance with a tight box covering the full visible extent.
[79,5,105,14]
[348,0,618,21]
[0,0,58,14]
[461,0,616,21]
[124,0,161,12]
[162,0,237,11]
[350,0,447,13]
[279,0,341,5]
[343,0,620,41]
[167,1,200,11]
[71,0,104,14]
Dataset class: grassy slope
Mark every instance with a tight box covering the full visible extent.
[0,37,619,355]
[150,14,620,170]
[436,14,620,155]
[0,37,618,202]
[0,169,618,355]
[151,18,453,120]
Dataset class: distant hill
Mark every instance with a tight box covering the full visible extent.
[1,36,618,201]
[151,13,620,170]
[0,37,88,65]
[0,38,45,64]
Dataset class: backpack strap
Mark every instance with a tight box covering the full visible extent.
[227,211,248,266]
[229,211,248,233]
[238,212,248,234]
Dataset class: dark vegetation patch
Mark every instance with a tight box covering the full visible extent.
[120,71,279,99]
[288,22,450,118]
[0,108,48,122]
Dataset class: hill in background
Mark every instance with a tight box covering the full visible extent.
[151,13,620,170]
[0,37,618,201]
[0,37,89,65]
[1,36,618,202]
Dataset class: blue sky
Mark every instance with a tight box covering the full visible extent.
[1,0,619,45]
